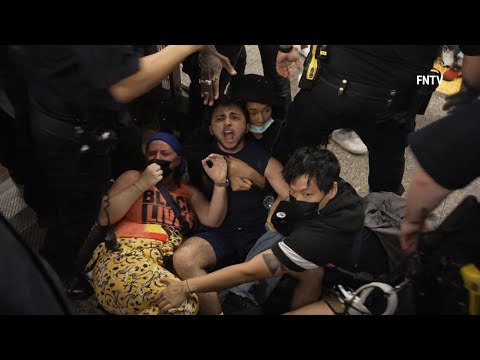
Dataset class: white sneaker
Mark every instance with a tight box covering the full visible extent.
[441,48,454,67]
[331,129,368,155]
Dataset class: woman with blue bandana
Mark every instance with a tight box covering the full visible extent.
[86,132,228,315]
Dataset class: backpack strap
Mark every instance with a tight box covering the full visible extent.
[155,183,191,236]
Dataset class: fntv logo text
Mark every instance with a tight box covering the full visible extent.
[416,74,442,86]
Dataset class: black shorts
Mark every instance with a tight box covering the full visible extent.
[197,224,267,270]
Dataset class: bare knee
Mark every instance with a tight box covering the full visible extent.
[173,237,216,278]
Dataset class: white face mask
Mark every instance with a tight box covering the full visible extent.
[249,118,274,134]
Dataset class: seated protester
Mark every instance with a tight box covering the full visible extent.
[174,96,290,314]
[229,74,285,155]
[224,195,396,315]
[157,146,379,315]
[85,132,228,315]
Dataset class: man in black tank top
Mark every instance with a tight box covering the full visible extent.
[174,96,290,314]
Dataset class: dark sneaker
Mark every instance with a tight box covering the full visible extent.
[64,276,94,300]
[222,292,263,315]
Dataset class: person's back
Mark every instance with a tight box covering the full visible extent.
[15,45,135,117]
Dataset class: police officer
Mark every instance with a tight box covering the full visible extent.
[400,49,480,254]
[9,45,235,284]
[276,45,441,194]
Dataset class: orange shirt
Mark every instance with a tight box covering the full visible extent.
[115,182,196,242]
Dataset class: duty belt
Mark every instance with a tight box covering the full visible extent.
[317,69,399,106]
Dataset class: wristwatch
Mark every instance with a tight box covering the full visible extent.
[215,179,230,187]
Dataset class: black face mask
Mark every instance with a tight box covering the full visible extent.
[271,195,323,236]
[148,159,172,178]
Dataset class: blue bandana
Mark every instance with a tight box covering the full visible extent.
[146,132,186,174]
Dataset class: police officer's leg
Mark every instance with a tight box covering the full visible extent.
[258,45,291,117]
[30,108,106,280]
[356,118,410,195]
[284,87,337,159]
[40,148,106,281]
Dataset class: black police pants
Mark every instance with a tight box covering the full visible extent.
[283,80,413,194]
[258,45,291,117]
[30,103,107,281]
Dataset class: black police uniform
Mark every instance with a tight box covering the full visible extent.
[10,45,140,281]
[410,98,480,190]
[282,45,440,194]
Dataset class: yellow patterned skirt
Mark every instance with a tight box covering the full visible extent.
[86,230,198,315]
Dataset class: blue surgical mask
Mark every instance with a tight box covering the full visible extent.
[249,118,274,134]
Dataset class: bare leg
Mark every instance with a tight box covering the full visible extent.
[284,301,335,315]
[173,237,222,315]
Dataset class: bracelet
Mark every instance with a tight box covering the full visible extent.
[215,178,230,187]
[278,45,294,54]
[185,279,191,293]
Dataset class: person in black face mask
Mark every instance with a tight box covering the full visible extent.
[84,131,229,315]
[155,145,368,315]
[271,190,327,236]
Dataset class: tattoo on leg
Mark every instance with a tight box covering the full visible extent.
[262,254,286,275]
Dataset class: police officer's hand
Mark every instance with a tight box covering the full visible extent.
[199,45,237,106]
[443,81,480,111]
[400,219,434,255]
[399,221,422,255]
[136,162,163,191]
[276,49,302,79]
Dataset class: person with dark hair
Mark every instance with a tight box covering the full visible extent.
[229,73,286,155]
[182,45,291,140]
[156,146,367,315]
[173,95,290,314]
[85,131,228,315]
